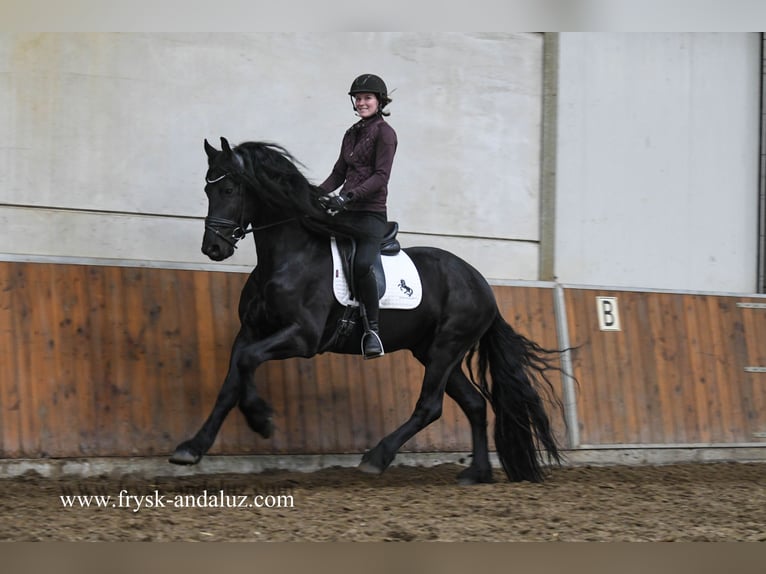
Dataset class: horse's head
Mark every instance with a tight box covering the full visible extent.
[201,137,251,261]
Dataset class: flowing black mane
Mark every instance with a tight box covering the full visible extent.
[230,141,327,220]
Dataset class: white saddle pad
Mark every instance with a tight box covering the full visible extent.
[330,237,422,310]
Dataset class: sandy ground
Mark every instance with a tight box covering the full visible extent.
[1,462,765,542]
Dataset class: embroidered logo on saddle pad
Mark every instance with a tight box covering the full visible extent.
[330,237,422,310]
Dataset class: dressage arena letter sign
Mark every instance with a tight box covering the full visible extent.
[596,297,621,331]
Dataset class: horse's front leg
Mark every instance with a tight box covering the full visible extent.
[169,323,304,465]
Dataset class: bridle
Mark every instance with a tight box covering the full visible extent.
[204,172,294,248]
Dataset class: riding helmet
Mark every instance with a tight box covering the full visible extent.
[348,74,392,108]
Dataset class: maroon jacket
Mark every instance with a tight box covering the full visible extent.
[319,115,397,213]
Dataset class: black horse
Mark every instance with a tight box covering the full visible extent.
[170,137,564,483]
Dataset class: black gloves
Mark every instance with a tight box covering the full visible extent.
[318,192,353,215]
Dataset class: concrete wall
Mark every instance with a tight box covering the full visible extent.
[554,33,762,293]
[0,33,544,280]
[2,33,762,292]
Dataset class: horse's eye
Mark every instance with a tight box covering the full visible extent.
[223,187,235,195]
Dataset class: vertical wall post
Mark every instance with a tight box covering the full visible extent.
[758,32,766,293]
[539,32,560,282]
[554,284,580,449]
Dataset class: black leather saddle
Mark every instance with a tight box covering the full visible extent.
[336,221,401,300]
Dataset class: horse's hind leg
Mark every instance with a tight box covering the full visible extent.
[358,347,463,475]
[445,367,494,485]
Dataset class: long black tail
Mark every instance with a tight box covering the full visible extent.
[467,313,565,482]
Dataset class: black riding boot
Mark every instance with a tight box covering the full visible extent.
[357,266,384,359]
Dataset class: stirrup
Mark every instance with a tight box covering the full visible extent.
[361,329,385,359]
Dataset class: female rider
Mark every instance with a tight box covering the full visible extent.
[317,74,398,359]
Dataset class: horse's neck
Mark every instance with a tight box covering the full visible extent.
[252,219,323,273]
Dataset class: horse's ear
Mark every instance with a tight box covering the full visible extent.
[220,137,232,155]
[204,139,217,160]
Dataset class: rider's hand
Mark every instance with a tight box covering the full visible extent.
[318,192,352,215]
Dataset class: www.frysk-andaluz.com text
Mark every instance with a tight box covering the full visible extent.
[59,487,295,512]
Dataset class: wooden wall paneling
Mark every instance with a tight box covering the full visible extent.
[297,357,328,454]
[729,299,757,440]
[607,292,634,443]
[719,297,762,442]
[291,360,319,454]
[56,264,93,455]
[0,263,21,456]
[8,259,765,460]
[139,267,164,454]
[99,266,123,454]
[22,264,51,456]
[326,354,353,452]
[122,268,150,454]
[618,292,643,444]
[644,293,674,444]
[157,269,194,454]
[626,294,657,444]
[139,267,168,452]
[565,289,766,447]
[671,294,697,443]
[151,269,174,454]
[691,296,721,442]
[739,300,766,439]
[721,296,749,441]
[657,293,690,443]
[189,271,219,450]
[276,359,306,454]
[598,293,625,443]
[45,265,67,456]
[729,297,759,441]
[342,352,372,453]
[331,357,356,454]
[566,289,601,444]
[679,294,706,443]
[8,263,32,456]
[85,266,114,455]
[616,293,646,444]
[290,359,317,453]
[311,356,336,452]
[705,296,738,442]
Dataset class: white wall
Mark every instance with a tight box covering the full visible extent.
[0,33,543,280]
[4,33,761,292]
[554,33,761,293]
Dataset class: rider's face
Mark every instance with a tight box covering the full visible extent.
[354,93,379,118]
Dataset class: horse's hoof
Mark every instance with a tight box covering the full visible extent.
[255,417,274,439]
[169,447,202,465]
[457,467,494,486]
[358,461,384,475]
[240,397,275,439]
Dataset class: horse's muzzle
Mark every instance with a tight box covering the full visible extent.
[201,240,232,261]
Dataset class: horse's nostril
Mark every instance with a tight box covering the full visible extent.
[202,244,220,258]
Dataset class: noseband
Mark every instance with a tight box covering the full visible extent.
[204,172,294,248]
